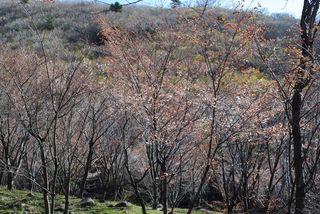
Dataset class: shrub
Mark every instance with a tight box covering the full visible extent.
[110,2,122,13]
[171,0,181,8]
[44,15,54,30]
[86,25,104,45]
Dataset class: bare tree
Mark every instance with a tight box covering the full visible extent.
[79,93,116,197]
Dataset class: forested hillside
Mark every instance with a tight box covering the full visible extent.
[0,1,319,214]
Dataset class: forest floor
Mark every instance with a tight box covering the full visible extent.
[0,187,221,214]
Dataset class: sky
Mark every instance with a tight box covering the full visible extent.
[234,0,303,18]
[66,0,304,18]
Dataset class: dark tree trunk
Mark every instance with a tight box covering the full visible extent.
[80,143,94,197]
[291,1,320,213]
[152,182,159,209]
[39,142,51,214]
[51,120,58,214]
[132,182,147,214]
[0,147,5,186]
[64,172,71,214]
[7,171,13,190]
[161,162,168,214]
[292,90,305,214]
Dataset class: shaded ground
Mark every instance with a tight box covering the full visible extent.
[0,187,221,214]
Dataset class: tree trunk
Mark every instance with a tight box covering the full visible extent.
[187,163,210,214]
[0,146,5,186]
[64,172,71,214]
[146,142,159,210]
[50,120,58,214]
[133,183,147,214]
[139,198,147,214]
[124,147,147,214]
[7,171,13,190]
[292,90,305,214]
[161,162,168,214]
[39,142,51,214]
[187,112,216,214]
[80,143,94,197]
[4,143,10,190]
[152,178,159,209]
[291,1,320,213]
